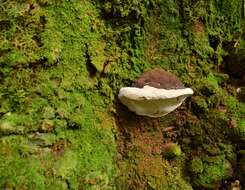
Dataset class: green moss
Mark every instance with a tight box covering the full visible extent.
[224,96,245,138]
[238,120,245,136]
[54,150,78,177]
[219,144,236,161]
[1,0,245,189]
[192,155,226,187]
[0,1,118,189]
[163,143,182,159]
[194,74,220,96]
[0,153,46,189]
[117,154,192,190]
[225,96,245,118]
[191,96,209,114]
[0,114,117,189]
[0,135,46,189]
[191,157,204,174]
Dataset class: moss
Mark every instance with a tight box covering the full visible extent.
[225,96,245,118]
[0,153,46,189]
[163,143,182,159]
[224,95,245,138]
[191,155,226,188]
[0,116,117,189]
[40,119,55,132]
[191,96,209,114]
[56,150,77,175]
[191,157,204,174]
[117,155,192,190]
[238,120,245,136]
[1,0,245,189]
[0,1,118,189]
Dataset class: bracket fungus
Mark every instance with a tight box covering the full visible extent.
[118,69,194,117]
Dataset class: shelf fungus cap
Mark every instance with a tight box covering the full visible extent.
[118,69,194,117]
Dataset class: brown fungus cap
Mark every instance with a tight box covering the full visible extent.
[133,69,185,89]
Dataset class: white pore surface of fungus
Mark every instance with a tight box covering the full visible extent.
[118,85,194,117]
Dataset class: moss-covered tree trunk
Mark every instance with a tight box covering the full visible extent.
[0,0,244,189]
